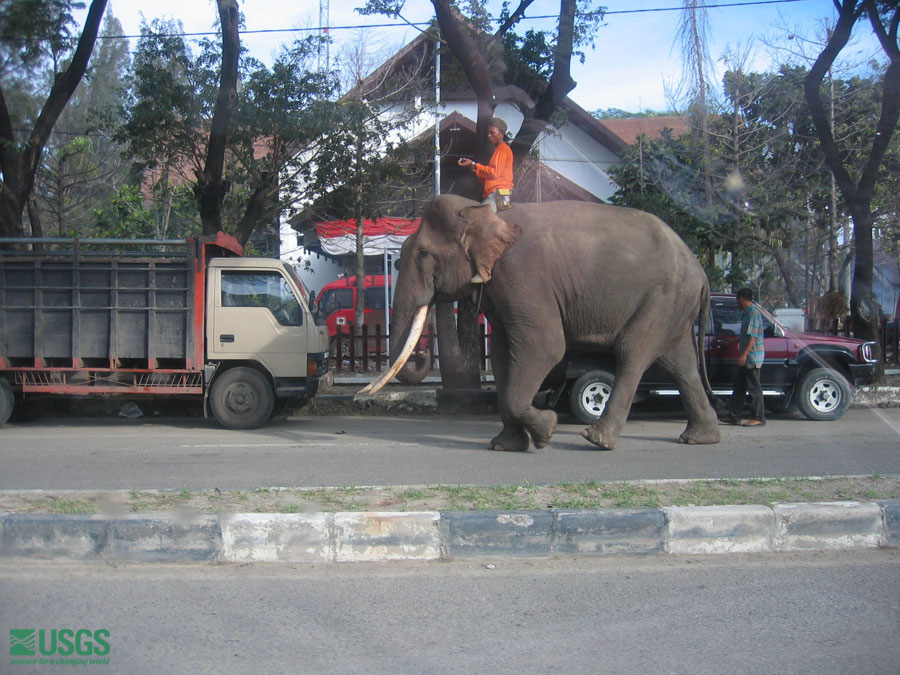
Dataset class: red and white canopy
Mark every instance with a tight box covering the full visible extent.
[315,217,420,256]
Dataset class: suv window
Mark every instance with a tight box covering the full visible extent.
[711,298,774,336]
[221,271,302,326]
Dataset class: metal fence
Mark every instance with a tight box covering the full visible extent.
[330,323,492,374]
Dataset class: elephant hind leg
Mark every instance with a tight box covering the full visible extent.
[657,335,721,445]
[489,425,530,452]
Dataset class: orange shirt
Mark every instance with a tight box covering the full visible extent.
[474,142,514,198]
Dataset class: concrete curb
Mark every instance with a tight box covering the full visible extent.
[2,501,898,564]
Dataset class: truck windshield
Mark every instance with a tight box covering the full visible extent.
[221,271,303,326]
[283,263,311,305]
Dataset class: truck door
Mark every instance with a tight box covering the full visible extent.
[210,269,308,377]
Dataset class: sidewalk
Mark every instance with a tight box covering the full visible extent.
[2,371,899,564]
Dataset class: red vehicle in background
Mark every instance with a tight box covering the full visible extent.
[314,275,394,340]
[314,275,436,375]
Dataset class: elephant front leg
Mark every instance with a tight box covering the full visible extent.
[501,378,559,451]
[488,327,532,452]
[489,322,562,451]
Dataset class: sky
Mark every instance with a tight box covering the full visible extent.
[89,0,880,113]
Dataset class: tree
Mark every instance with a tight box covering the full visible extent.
[0,0,109,239]
[302,32,429,361]
[116,15,335,245]
[30,12,131,238]
[804,0,900,360]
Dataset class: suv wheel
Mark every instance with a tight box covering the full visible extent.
[569,370,615,425]
[796,367,851,421]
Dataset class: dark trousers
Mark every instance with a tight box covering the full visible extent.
[730,366,765,421]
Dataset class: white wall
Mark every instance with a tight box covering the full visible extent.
[279,221,343,294]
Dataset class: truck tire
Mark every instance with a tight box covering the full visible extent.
[0,379,13,426]
[210,367,275,430]
[569,370,615,425]
[796,367,851,421]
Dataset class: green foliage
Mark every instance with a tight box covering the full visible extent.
[611,59,899,304]
[304,96,424,221]
[0,0,81,69]
[29,12,131,238]
[114,23,337,242]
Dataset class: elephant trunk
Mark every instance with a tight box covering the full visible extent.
[358,304,429,395]
[389,308,432,384]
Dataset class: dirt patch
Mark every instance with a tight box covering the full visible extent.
[4,475,898,516]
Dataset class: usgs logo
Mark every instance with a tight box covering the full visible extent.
[10,629,110,656]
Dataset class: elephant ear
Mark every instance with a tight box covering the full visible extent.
[458,205,521,283]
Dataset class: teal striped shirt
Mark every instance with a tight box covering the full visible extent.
[740,303,765,369]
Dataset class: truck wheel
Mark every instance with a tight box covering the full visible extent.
[210,367,274,430]
[11,396,53,422]
[0,379,14,426]
[569,370,615,425]
[796,367,851,421]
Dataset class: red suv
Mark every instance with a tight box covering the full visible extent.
[543,293,878,424]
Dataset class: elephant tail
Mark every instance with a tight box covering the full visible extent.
[696,283,717,403]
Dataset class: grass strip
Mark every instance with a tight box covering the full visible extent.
[6,475,899,515]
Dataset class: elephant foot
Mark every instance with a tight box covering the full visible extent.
[489,426,530,452]
[678,425,721,445]
[580,424,617,451]
[529,410,558,449]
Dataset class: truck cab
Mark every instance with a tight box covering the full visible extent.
[206,257,329,428]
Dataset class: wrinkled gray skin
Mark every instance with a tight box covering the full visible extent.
[390,194,721,451]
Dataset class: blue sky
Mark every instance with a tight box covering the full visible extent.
[95,0,880,113]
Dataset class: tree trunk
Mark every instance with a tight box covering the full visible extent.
[193,0,240,235]
[355,211,366,363]
[803,1,899,378]
[435,301,480,388]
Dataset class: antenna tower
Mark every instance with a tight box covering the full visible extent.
[318,0,330,72]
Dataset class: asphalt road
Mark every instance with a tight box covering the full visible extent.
[2,551,898,674]
[1,407,899,490]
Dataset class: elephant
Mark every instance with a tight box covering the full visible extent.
[361,194,721,451]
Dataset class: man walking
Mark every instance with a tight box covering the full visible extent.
[721,288,766,426]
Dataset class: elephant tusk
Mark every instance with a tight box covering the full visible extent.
[470,274,485,284]
[357,304,429,396]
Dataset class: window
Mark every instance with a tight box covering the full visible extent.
[364,286,388,310]
[711,299,773,336]
[317,288,354,316]
[221,271,303,326]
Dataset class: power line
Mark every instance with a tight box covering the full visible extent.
[1,0,810,42]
